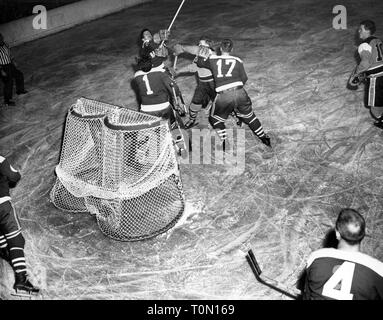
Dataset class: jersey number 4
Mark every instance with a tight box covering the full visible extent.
[322,261,355,300]
[142,75,153,95]
[217,59,236,78]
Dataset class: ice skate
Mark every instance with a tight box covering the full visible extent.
[12,273,40,298]
[259,134,271,147]
[373,119,383,129]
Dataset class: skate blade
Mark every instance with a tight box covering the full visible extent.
[11,292,39,299]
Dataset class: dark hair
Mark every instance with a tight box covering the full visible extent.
[335,208,366,245]
[199,35,212,43]
[360,20,376,35]
[140,28,152,40]
[220,39,233,52]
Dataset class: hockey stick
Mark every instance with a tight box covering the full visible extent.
[246,249,300,300]
[170,83,188,157]
[160,0,187,48]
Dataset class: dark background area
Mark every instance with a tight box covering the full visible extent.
[0,0,81,24]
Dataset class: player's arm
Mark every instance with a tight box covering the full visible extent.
[355,43,372,74]
[239,61,248,84]
[175,63,197,76]
[0,156,21,187]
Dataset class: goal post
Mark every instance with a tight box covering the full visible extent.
[50,97,185,241]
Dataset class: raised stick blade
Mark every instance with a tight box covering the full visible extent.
[248,249,262,275]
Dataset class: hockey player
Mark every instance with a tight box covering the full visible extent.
[303,208,383,300]
[138,28,186,117]
[173,37,217,128]
[139,28,170,68]
[349,20,383,128]
[195,39,271,150]
[133,58,186,156]
[0,155,39,296]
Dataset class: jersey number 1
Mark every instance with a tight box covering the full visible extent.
[143,75,153,95]
[322,261,355,300]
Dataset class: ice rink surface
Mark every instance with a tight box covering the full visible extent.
[1,0,383,299]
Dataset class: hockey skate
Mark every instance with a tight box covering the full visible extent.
[259,134,271,147]
[373,119,383,129]
[12,273,40,298]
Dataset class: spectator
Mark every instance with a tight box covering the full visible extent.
[0,33,27,107]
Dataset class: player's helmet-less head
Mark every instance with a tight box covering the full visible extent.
[220,39,233,53]
[141,28,153,42]
[198,36,212,48]
[360,20,376,35]
[335,208,366,245]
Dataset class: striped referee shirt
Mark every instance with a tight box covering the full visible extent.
[0,42,12,65]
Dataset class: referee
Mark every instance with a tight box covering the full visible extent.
[0,33,27,107]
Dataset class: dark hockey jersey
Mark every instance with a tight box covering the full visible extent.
[303,248,383,300]
[0,155,21,201]
[197,54,248,92]
[133,65,173,111]
[357,36,383,76]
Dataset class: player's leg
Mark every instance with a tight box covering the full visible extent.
[185,82,205,129]
[235,88,271,147]
[11,64,26,95]
[209,92,233,150]
[368,76,383,128]
[1,65,14,105]
[0,201,39,295]
[0,232,10,263]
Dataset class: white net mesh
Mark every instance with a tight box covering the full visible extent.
[50,97,185,241]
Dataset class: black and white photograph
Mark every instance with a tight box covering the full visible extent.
[0,0,382,303]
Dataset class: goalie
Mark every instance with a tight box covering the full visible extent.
[349,20,383,128]
[133,57,187,156]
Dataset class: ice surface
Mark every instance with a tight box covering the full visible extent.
[1,0,383,299]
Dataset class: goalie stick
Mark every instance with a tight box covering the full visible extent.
[246,249,300,300]
[170,82,188,157]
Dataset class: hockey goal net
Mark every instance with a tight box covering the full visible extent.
[50,97,185,241]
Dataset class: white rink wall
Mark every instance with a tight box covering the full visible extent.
[0,0,152,47]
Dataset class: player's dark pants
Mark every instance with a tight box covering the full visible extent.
[0,63,25,103]
[0,201,27,276]
[189,80,216,119]
[209,86,265,141]
[365,73,383,119]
